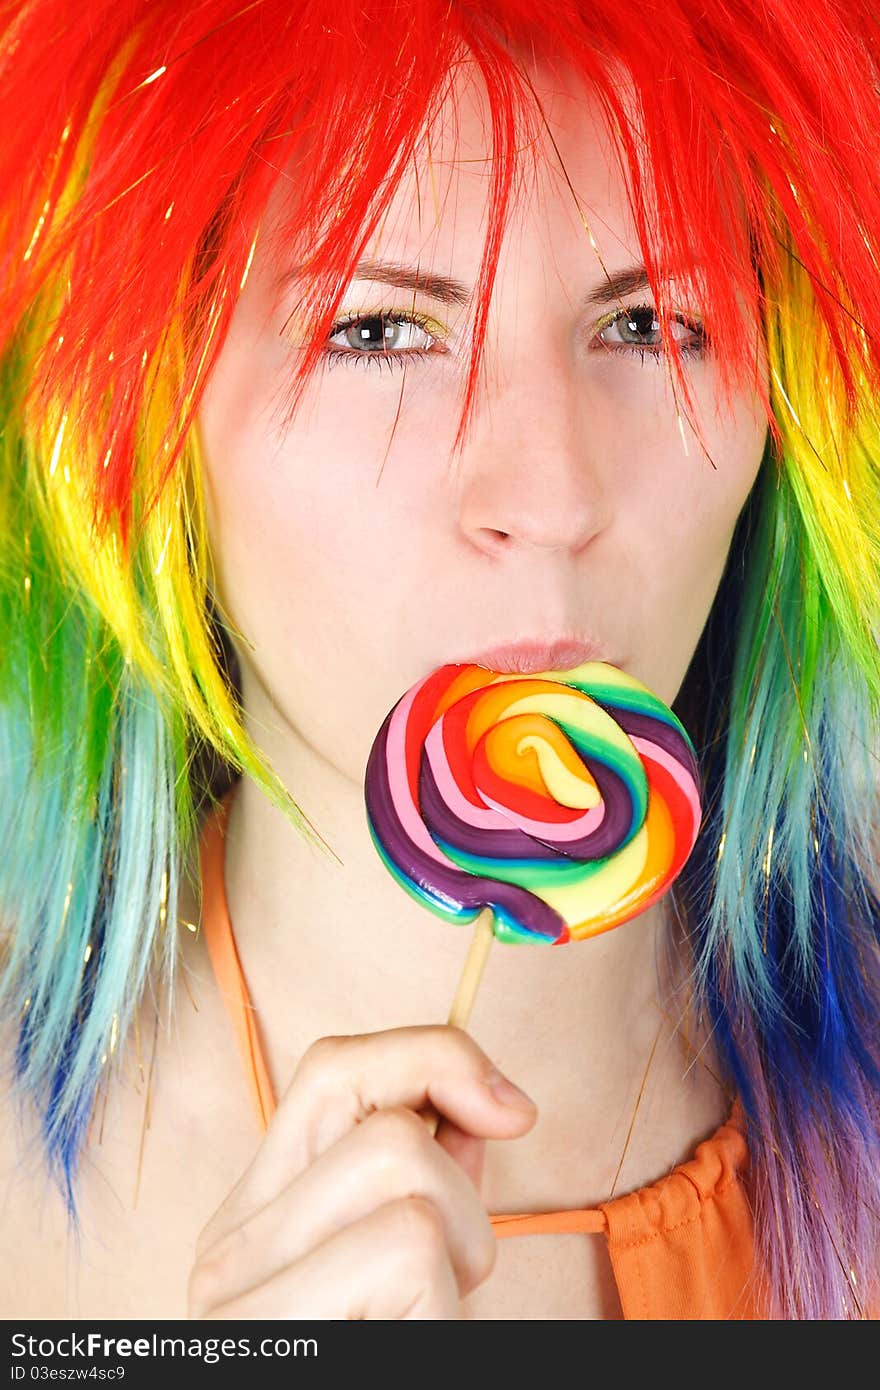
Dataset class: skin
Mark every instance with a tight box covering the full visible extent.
[0,59,769,1319]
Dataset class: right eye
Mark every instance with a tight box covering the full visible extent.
[325,310,444,369]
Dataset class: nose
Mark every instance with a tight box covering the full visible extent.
[456,352,611,559]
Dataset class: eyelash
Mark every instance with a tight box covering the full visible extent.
[323,303,707,371]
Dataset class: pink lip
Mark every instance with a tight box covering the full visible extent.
[461,638,620,676]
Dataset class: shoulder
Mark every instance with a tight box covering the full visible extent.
[0,928,266,1316]
[0,1027,72,1316]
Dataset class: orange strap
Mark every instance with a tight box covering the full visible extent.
[199,789,276,1133]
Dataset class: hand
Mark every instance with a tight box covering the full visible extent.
[187,1025,538,1319]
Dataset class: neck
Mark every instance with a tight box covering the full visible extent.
[192,707,730,1207]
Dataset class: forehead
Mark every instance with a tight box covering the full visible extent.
[264,55,648,280]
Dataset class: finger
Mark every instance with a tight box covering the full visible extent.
[196,1196,466,1320]
[192,1105,497,1307]
[434,1123,485,1191]
[211,1025,536,1230]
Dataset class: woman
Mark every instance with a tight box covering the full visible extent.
[0,0,878,1319]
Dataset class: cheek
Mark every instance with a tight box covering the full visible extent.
[195,379,441,745]
[626,365,767,557]
[201,431,386,651]
[606,370,767,700]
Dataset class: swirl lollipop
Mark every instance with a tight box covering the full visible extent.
[364,661,702,1039]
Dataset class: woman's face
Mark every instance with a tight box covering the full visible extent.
[196,65,768,784]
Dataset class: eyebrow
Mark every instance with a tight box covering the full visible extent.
[583,264,652,307]
[346,258,472,306]
[279,257,654,309]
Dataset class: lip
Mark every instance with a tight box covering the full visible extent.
[461,638,620,676]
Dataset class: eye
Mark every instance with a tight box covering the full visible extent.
[594,302,706,362]
[321,302,706,373]
[324,310,443,370]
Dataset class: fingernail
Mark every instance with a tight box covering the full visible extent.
[485,1067,536,1111]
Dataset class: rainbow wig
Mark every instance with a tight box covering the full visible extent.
[1,0,880,1320]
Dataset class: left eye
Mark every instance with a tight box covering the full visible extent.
[595,302,706,357]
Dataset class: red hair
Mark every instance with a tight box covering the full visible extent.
[2,0,880,550]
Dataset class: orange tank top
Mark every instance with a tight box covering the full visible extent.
[198,786,760,1318]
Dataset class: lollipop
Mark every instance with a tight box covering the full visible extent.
[364,660,703,1040]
